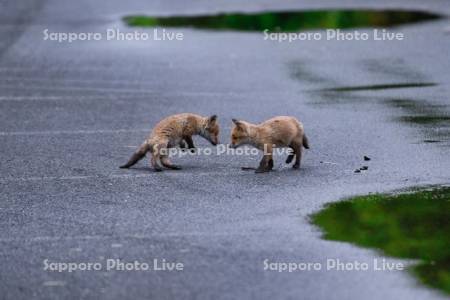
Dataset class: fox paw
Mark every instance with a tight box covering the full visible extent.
[285,155,294,164]
[167,165,182,170]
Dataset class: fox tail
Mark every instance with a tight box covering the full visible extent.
[119,142,150,168]
[303,134,310,149]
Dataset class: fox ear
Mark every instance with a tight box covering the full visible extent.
[232,118,243,127]
[208,115,218,124]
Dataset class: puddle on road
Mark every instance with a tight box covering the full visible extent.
[423,139,441,143]
[309,89,449,145]
[400,116,450,125]
[288,61,333,85]
[362,58,428,81]
[386,98,450,145]
[385,98,446,111]
[300,55,448,145]
[319,82,437,92]
[124,10,441,31]
[311,186,450,295]
[308,82,438,106]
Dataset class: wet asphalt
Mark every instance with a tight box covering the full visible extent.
[0,1,449,299]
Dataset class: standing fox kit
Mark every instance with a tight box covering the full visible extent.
[230,116,309,173]
[120,113,219,171]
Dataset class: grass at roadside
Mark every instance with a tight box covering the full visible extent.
[311,187,450,294]
[123,10,441,32]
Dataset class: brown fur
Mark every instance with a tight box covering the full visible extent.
[230,116,309,173]
[120,113,219,171]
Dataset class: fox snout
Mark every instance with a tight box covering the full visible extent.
[208,135,219,146]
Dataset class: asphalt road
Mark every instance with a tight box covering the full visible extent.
[0,1,449,299]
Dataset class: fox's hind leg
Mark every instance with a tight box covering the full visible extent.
[150,155,163,172]
[150,143,166,172]
[160,155,182,170]
[292,139,302,170]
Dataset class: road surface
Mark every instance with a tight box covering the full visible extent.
[0,1,449,299]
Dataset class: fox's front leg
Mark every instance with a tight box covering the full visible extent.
[179,140,188,150]
[184,136,196,152]
[285,147,295,164]
[255,145,273,173]
[179,138,195,152]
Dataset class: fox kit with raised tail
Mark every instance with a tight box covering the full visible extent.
[120,113,219,171]
[230,116,309,173]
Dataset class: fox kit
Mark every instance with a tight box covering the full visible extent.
[120,113,219,171]
[230,116,309,173]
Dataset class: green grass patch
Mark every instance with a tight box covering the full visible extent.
[400,116,450,125]
[320,82,437,92]
[123,10,441,32]
[311,187,450,294]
